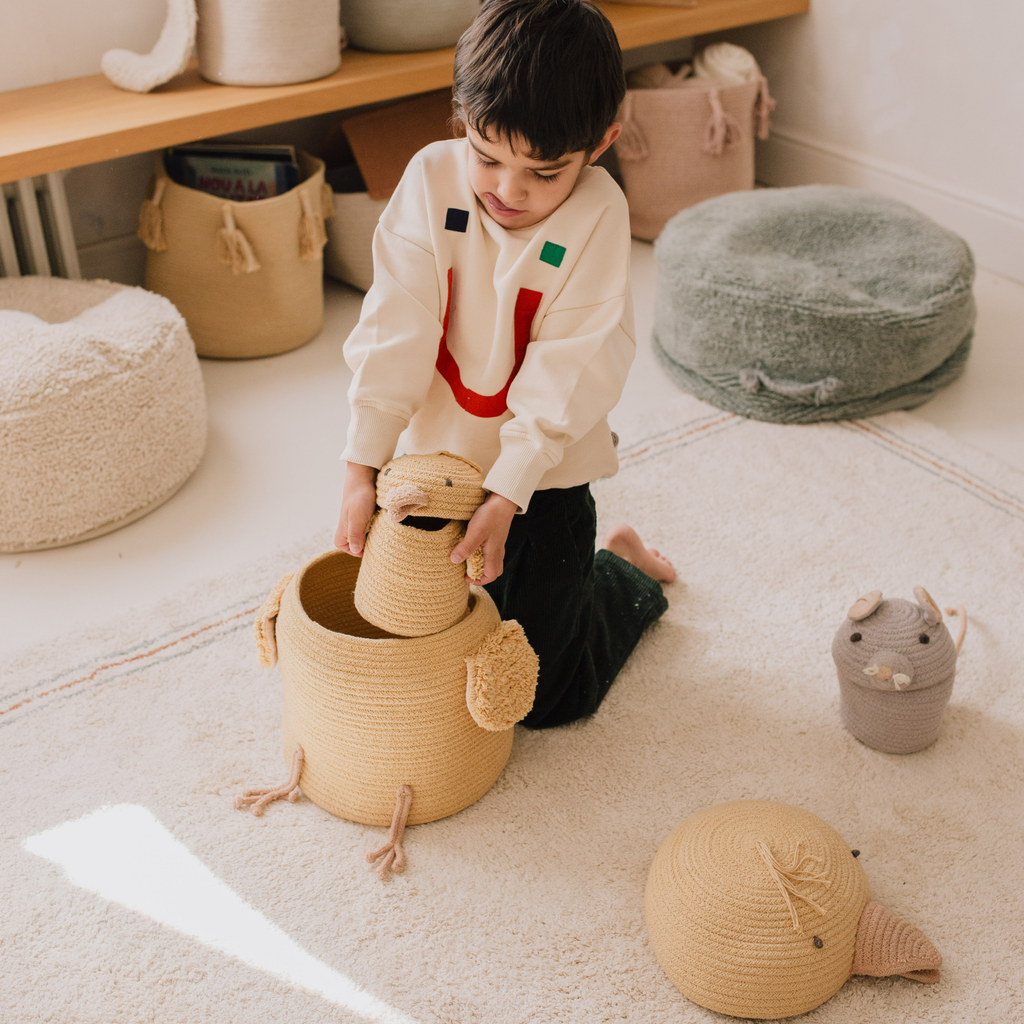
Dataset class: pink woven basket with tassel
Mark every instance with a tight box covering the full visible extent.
[139,150,332,358]
[615,76,773,241]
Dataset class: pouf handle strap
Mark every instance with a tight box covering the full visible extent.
[217,203,261,275]
[703,88,741,156]
[254,571,295,669]
[739,363,842,405]
[137,177,168,252]
[615,92,649,162]
[298,188,329,261]
[755,75,776,140]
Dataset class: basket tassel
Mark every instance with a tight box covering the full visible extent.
[299,189,328,261]
[614,94,649,161]
[217,203,261,274]
[137,177,168,251]
[756,840,831,933]
[366,784,413,880]
[321,181,335,218]
[704,88,741,156]
[234,744,304,816]
[755,75,776,140]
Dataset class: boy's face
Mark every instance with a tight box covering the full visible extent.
[465,122,620,229]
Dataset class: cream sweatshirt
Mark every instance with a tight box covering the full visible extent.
[342,138,635,511]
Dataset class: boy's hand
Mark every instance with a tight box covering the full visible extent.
[451,492,518,585]
[335,462,378,556]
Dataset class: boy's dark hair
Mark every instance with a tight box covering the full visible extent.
[452,0,626,161]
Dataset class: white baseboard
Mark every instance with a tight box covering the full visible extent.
[757,126,1024,284]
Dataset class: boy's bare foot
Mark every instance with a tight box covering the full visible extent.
[602,524,677,583]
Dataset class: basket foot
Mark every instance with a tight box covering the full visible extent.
[234,744,304,816]
[367,784,413,880]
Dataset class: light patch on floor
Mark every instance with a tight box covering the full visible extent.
[24,804,419,1024]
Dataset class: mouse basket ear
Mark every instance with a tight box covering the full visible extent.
[848,590,882,621]
[913,586,942,627]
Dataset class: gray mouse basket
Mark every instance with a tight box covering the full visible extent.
[831,590,964,754]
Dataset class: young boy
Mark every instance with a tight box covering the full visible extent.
[335,0,675,729]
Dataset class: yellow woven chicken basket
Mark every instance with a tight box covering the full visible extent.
[261,548,515,827]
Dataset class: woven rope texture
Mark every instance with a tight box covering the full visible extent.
[645,801,871,1019]
[277,549,513,826]
[376,451,486,521]
[832,595,958,753]
[355,514,471,637]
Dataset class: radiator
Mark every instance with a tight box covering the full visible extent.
[0,172,81,279]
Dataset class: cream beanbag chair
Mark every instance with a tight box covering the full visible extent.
[0,277,206,551]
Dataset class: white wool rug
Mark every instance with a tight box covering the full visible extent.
[3,391,1023,1023]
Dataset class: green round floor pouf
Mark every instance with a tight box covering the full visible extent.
[652,186,976,423]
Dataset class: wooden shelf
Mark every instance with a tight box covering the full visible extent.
[0,0,807,184]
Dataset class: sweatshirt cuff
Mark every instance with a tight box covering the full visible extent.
[483,435,559,512]
[341,404,409,469]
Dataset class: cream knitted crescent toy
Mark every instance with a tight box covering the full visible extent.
[101,0,197,94]
[646,801,942,1020]
[236,452,538,878]
[832,587,966,754]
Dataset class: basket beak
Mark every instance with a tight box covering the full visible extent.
[851,900,941,983]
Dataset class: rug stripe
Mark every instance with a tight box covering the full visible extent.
[0,606,259,722]
[617,413,739,469]
[860,420,1024,506]
[616,411,737,458]
[842,420,1024,522]
[0,595,263,707]
[1,620,256,729]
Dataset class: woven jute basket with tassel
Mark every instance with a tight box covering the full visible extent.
[257,548,517,827]
[615,77,772,241]
[646,800,942,1019]
[139,150,332,358]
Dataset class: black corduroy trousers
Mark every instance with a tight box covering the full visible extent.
[484,484,668,729]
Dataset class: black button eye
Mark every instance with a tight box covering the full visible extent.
[919,634,930,644]
[444,478,453,486]
[850,633,862,642]
[813,936,824,948]
[851,849,860,857]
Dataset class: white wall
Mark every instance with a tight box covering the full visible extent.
[5,1,1022,281]
[0,0,166,91]
[720,0,1024,281]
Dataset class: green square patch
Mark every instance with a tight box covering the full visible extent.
[540,241,566,268]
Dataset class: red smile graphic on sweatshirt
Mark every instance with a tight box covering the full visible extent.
[435,268,543,418]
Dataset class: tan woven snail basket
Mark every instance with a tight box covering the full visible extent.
[646,800,871,1019]
[646,800,942,1018]
[264,548,514,826]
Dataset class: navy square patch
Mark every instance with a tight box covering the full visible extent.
[445,207,469,232]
